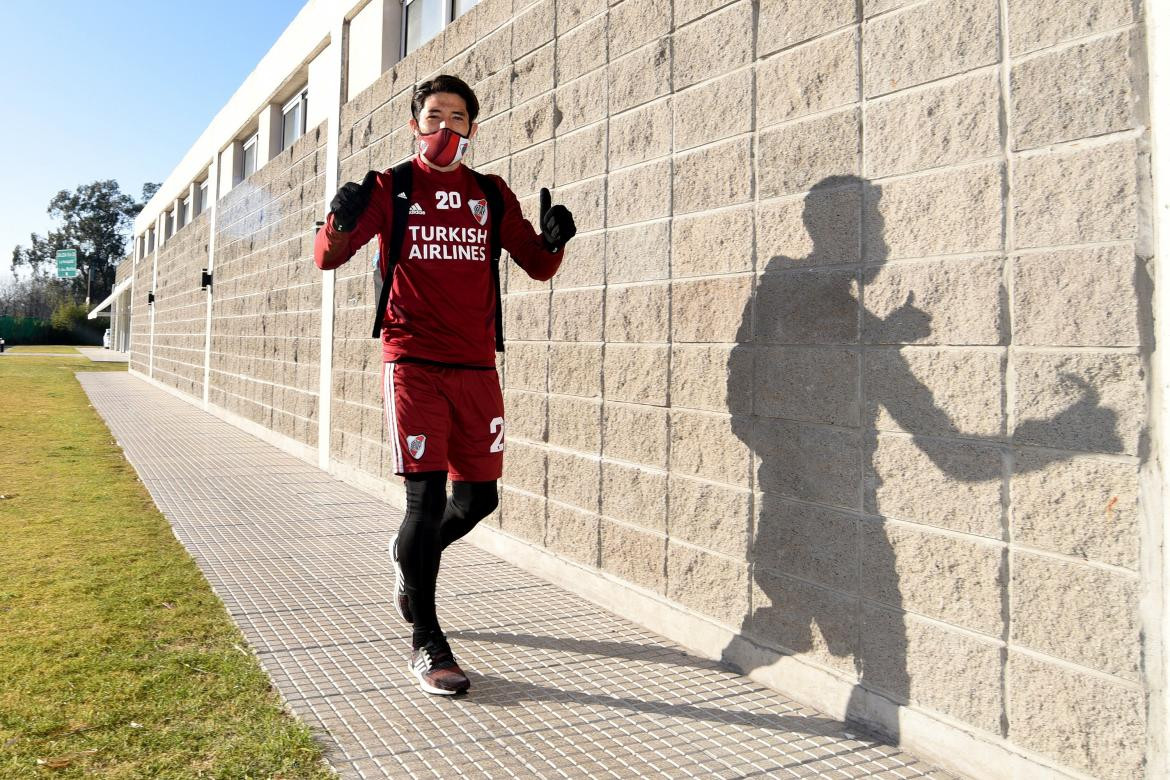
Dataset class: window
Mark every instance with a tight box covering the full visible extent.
[404,0,444,55]
[242,133,259,180]
[282,90,308,151]
[180,196,192,228]
[166,210,175,241]
[450,0,479,20]
[146,228,155,253]
[197,181,209,215]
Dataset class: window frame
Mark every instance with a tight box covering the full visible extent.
[242,132,259,180]
[197,181,209,215]
[281,89,308,151]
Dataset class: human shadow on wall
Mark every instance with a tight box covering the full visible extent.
[722,174,1123,743]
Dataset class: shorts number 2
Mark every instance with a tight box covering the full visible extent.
[489,417,505,453]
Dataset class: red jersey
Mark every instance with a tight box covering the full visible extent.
[314,156,562,366]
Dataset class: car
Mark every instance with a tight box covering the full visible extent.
[103,328,111,349]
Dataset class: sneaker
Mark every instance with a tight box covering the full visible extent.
[410,635,470,695]
[388,533,413,624]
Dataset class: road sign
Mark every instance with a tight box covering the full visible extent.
[56,249,78,279]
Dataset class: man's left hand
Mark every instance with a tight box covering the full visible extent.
[539,187,576,252]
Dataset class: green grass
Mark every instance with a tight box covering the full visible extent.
[0,356,335,779]
[4,345,79,354]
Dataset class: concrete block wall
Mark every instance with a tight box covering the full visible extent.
[150,213,210,399]
[128,253,152,377]
[207,122,328,448]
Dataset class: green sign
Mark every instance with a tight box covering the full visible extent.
[55,249,78,279]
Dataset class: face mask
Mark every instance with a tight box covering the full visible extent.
[417,123,470,167]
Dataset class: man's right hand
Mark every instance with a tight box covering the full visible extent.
[329,170,378,232]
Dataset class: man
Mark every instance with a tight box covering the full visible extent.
[314,75,576,696]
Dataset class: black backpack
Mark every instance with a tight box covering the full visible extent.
[371,160,506,351]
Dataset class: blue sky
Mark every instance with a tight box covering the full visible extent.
[0,1,305,284]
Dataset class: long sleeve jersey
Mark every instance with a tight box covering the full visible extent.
[314,156,563,366]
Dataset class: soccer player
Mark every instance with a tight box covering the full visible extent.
[314,75,576,695]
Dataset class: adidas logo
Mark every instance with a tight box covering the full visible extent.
[409,202,426,215]
[397,192,407,200]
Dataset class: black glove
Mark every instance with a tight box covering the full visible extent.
[539,187,576,252]
[330,170,378,232]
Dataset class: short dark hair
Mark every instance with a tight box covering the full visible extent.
[411,75,480,124]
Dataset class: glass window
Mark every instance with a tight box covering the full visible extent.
[405,0,444,55]
[242,133,258,180]
[146,229,154,253]
[197,181,209,214]
[451,0,479,20]
[180,196,192,228]
[282,90,307,151]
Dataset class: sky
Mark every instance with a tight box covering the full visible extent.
[0,1,306,284]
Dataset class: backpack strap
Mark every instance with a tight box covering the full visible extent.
[469,170,506,352]
[371,160,415,338]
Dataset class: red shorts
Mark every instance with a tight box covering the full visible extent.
[381,361,505,482]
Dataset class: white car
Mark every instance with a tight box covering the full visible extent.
[103,328,111,349]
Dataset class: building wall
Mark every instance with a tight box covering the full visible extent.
[125,0,1157,776]
[151,212,210,399]
[128,254,152,376]
[207,121,327,448]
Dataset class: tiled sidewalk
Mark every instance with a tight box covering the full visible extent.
[79,372,953,780]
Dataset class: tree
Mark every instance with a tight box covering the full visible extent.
[10,180,159,305]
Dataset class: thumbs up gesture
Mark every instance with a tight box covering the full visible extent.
[330,170,379,232]
[539,187,576,252]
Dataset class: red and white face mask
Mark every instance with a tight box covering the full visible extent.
[417,122,471,167]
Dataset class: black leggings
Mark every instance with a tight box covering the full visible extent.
[397,472,498,642]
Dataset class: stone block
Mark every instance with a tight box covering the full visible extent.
[604,343,669,405]
[669,409,751,487]
[606,220,670,283]
[548,449,601,510]
[506,255,550,294]
[866,163,1003,260]
[1013,140,1137,248]
[673,0,736,25]
[671,206,753,278]
[754,346,860,425]
[512,45,554,106]
[605,282,669,342]
[755,269,858,345]
[511,95,555,151]
[758,109,860,200]
[557,14,607,83]
[666,542,749,626]
[673,2,753,90]
[666,473,750,556]
[1007,651,1145,778]
[757,30,858,127]
[671,344,752,414]
[505,290,550,341]
[1012,32,1134,150]
[556,69,607,134]
[608,0,670,59]
[749,573,858,675]
[607,159,671,227]
[504,389,547,442]
[552,231,605,288]
[674,137,753,215]
[547,501,600,565]
[862,256,1005,346]
[557,0,605,33]
[555,121,608,186]
[503,341,547,391]
[603,402,669,467]
[1013,245,1139,347]
[502,440,547,494]
[674,69,753,153]
[862,0,999,98]
[866,432,1003,537]
[1009,0,1134,54]
[608,40,671,115]
[477,0,514,37]
[757,0,857,57]
[610,99,672,171]
[753,419,862,509]
[1012,351,1142,455]
[865,72,1000,178]
[758,184,861,268]
[864,520,1005,634]
[549,342,602,396]
[555,176,606,233]
[512,0,554,57]
[602,460,668,530]
[754,495,858,592]
[1011,450,1138,569]
[861,605,1003,734]
[866,347,1005,436]
[671,275,753,343]
[510,141,554,198]
[475,63,514,118]
[549,287,603,341]
[1011,551,1139,678]
[601,520,667,592]
[548,394,602,452]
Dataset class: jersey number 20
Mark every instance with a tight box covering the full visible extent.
[436,191,462,209]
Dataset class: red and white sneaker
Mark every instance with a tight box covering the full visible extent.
[410,635,470,695]
[388,533,412,624]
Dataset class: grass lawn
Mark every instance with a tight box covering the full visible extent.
[0,356,334,779]
[4,345,79,354]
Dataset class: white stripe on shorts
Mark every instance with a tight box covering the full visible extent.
[383,362,403,473]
